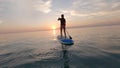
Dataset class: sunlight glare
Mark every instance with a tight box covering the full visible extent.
[52,26,56,30]
[51,25,57,40]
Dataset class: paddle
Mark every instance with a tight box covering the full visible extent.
[66,31,72,39]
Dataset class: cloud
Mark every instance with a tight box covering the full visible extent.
[34,0,52,13]
[60,0,120,17]
[0,0,45,23]
[0,0,33,19]
[0,20,3,24]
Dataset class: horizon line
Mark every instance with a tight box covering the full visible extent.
[0,24,120,35]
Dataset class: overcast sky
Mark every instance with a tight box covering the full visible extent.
[0,0,120,33]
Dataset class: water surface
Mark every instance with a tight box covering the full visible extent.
[0,26,120,68]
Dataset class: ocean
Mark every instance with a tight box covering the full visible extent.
[0,25,120,68]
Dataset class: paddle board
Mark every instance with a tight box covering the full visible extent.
[57,35,74,45]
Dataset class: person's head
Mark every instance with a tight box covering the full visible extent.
[61,14,64,18]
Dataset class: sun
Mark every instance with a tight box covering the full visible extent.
[52,26,56,30]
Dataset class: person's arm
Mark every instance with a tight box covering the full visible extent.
[58,18,61,21]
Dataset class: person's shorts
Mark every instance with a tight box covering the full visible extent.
[61,25,65,29]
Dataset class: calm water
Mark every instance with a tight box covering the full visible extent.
[0,26,120,68]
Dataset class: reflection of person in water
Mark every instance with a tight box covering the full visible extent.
[62,45,69,68]
[58,14,66,38]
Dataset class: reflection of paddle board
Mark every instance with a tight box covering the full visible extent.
[57,35,74,45]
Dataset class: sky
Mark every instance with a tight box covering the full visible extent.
[0,0,120,33]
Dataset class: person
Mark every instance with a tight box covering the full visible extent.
[58,14,66,38]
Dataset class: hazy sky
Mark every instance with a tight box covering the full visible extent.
[0,0,120,33]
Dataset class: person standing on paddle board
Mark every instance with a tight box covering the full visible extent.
[58,14,66,38]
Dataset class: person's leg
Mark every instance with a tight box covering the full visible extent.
[63,25,66,38]
[60,26,63,37]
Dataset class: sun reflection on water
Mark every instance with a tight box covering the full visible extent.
[51,25,57,40]
[52,29,57,40]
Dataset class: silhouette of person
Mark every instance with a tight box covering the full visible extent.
[58,14,66,38]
